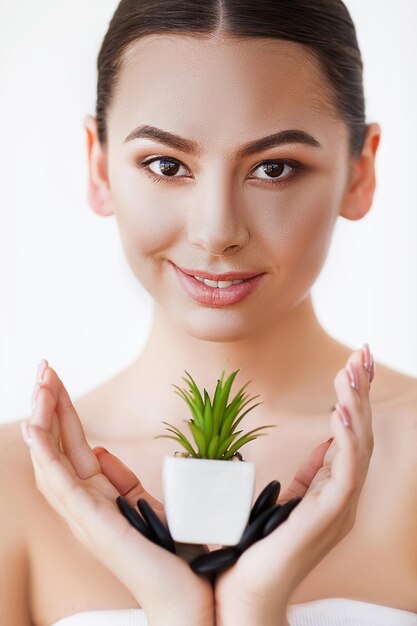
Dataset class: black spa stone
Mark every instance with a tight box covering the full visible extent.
[137,498,176,554]
[190,547,240,576]
[237,503,282,552]
[262,497,303,537]
[116,496,156,543]
[248,480,281,525]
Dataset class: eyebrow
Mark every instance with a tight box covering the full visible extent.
[124,124,323,157]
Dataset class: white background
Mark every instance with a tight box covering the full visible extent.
[1,0,416,424]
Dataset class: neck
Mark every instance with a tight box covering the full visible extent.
[134,293,339,407]
[84,294,347,441]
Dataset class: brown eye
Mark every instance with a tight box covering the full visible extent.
[141,156,188,179]
[250,160,301,182]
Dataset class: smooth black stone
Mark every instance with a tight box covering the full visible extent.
[137,498,176,554]
[262,497,302,537]
[248,480,281,525]
[190,547,240,575]
[116,496,156,543]
[237,503,282,552]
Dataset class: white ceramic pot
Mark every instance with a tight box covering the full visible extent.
[163,455,256,546]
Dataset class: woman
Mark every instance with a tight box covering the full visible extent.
[2,0,416,624]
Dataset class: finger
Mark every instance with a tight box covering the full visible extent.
[27,424,122,542]
[346,348,372,417]
[27,422,88,523]
[325,404,361,510]
[334,351,374,459]
[279,437,334,502]
[30,362,59,446]
[93,448,166,524]
[361,342,376,385]
[30,365,64,456]
[30,381,82,511]
[44,365,102,480]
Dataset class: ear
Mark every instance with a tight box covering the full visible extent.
[339,122,381,221]
[83,115,114,217]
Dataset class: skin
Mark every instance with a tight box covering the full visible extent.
[23,33,386,625]
[26,349,373,626]
[83,34,381,443]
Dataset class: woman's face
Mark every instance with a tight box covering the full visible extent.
[98,35,355,341]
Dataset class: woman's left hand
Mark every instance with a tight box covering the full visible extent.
[214,348,375,626]
[23,361,214,626]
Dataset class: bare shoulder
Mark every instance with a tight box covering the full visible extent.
[0,417,34,466]
[371,359,417,491]
[0,417,37,508]
[0,418,37,624]
[371,358,417,417]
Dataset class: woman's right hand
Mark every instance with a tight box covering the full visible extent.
[92,447,211,564]
[24,362,214,626]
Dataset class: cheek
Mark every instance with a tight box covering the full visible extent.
[257,180,340,280]
[108,154,183,262]
[111,179,182,263]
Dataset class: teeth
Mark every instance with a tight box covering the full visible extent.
[193,276,246,288]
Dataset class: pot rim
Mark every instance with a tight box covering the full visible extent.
[163,454,254,466]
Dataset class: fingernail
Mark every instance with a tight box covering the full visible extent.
[36,359,48,384]
[325,436,335,445]
[369,353,376,383]
[31,359,48,412]
[93,447,109,456]
[20,421,33,447]
[335,403,352,429]
[345,362,359,391]
[361,343,371,371]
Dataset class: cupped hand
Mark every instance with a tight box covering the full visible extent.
[92,442,210,564]
[215,346,375,622]
[23,362,214,624]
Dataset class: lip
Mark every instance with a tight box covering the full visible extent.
[171,262,266,307]
[170,261,263,281]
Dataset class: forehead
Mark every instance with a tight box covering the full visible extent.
[109,34,342,149]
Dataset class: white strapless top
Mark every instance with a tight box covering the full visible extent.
[50,598,417,625]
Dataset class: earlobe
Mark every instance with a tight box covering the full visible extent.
[83,115,114,217]
[339,123,381,222]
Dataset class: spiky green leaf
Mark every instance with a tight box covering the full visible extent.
[207,435,220,458]
[223,425,276,459]
[212,369,240,436]
[182,370,204,414]
[202,388,213,441]
[154,433,198,457]
[158,420,200,455]
[220,394,261,440]
[222,380,251,420]
[223,390,249,424]
[223,435,263,459]
[215,430,243,459]
[211,375,223,414]
[229,401,264,433]
[188,422,207,457]
[172,385,204,429]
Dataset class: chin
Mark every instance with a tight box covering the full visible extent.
[179,307,262,343]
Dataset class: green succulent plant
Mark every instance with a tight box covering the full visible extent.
[155,367,276,460]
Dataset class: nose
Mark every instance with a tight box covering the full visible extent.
[187,174,250,256]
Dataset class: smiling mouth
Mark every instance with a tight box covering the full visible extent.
[170,261,263,283]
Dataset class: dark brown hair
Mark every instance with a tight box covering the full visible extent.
[96,0,368,158]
